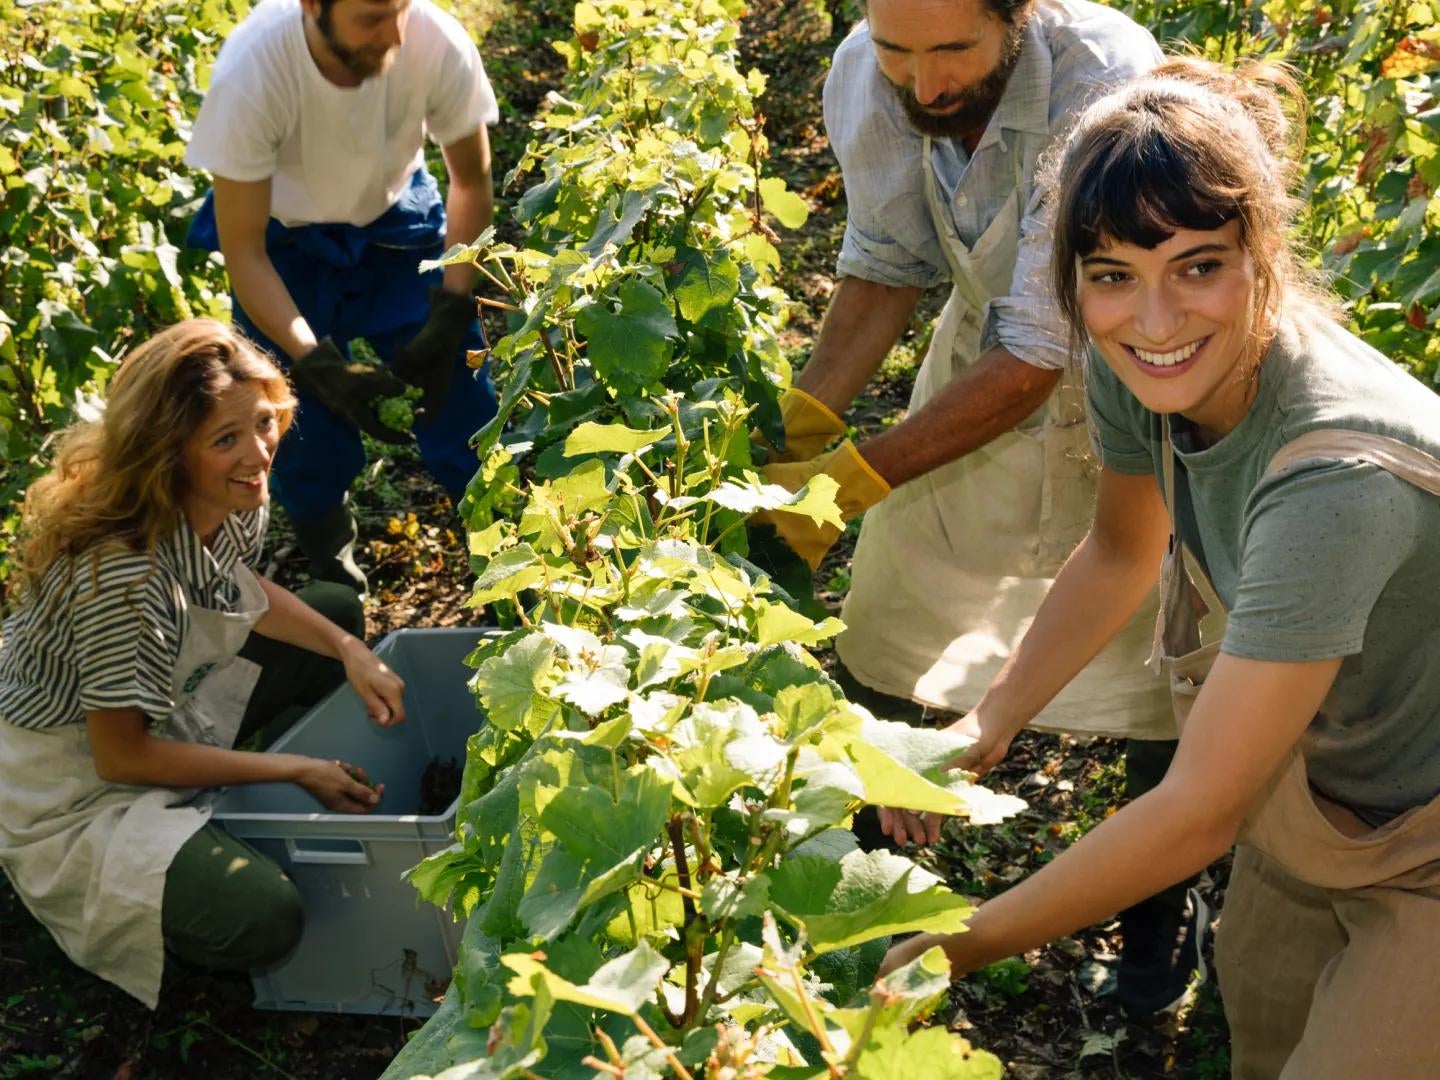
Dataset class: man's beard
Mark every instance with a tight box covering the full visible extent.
[891,20,1027,140]
[317,7,393,80]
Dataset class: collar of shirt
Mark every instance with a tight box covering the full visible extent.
[162,513,255,608]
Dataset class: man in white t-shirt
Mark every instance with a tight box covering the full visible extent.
[186,0,501,593]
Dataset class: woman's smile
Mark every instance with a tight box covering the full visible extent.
[1077,221,1260,438]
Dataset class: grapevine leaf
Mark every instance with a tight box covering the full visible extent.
[519,459,611,551]
[766,474,845,527]
[542,624,633,715]
[470,544,546,607]
[832,945,953,1034]
[857,715,973,774]
[754,599,844,647]
[563,421,668,456]
[471,635,557,732]
[847,1025,1003,1080]
[539,769,671,866]
[699,873,771,922]
[773,683,849,741]
[575,280,676,395]
[518,846,586,940]
[842,740,971,816]
[671,246,741,322]
[582,186,659,256]
[503,941,669,1017]
[667,700,789,806]
[759,177,810,229]
[766,850,975,955]
[704,471,813,514]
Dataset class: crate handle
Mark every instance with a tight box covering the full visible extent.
[285,838,370,866]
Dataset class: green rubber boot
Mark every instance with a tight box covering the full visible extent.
[288,502,368,595]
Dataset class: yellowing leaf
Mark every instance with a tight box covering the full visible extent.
[563,421,668,457]
[759,177,809,229]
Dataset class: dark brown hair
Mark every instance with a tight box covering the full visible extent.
[1048,57,1326,364]
[858,0,1034,26]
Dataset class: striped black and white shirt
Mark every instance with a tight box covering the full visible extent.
[0,508,267,730]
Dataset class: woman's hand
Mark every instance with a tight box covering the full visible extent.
[877,705,1021,846]
[337,638,405,726]
[291,756,384,813]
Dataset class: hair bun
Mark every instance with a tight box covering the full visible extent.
[1149,56,1306,180]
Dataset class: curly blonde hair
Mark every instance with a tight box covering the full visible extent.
[1048,56,1333,366]
[16,319,295,598]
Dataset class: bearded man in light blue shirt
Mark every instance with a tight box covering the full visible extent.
[762,0,1203,1017]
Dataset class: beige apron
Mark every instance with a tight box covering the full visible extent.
[0,562,269,1008]
[836,136,1169,737]
[1151,423,1440,1079]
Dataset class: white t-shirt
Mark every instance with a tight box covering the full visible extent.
[185,0,499,227]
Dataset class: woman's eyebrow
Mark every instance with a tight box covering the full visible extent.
[1080,254,1129,267]
[1169,243,1231,261]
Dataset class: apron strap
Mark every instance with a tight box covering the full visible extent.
[919,134,1027,316]
[1150,416,1221,671]
[1264,428,1440,496]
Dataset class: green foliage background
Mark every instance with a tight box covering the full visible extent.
[0,0,257,583]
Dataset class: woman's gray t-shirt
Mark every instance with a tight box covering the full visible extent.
[1086,314,1440,821]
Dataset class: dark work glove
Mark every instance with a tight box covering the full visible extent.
[392,287,475,425]
[290,338,412,445]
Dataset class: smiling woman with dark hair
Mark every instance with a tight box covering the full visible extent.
[0,320,405,1008]
[879,57,1440,1077]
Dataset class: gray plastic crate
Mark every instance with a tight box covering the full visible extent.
[211,626,495,1016]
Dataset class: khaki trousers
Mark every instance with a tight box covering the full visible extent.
[1216,844,1440,1078]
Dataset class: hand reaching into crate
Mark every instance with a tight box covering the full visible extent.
[292,758,383,813]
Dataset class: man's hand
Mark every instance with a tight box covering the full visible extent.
[392,287,474,424]
[753,440,891,570]
[753,386,848,464]
[291,338,412,444]
[878,706,1020,846]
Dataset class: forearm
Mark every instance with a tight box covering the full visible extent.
[95,731,306,789]
[441,178,491,295]
[977,530,1159,730]
[859,347,1060,488]
[794,277,923,413]
[252,574,357,659]
[937,785,1233,975]
[227,251,317,360]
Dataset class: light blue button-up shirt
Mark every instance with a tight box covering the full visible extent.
[823,0,1161,370]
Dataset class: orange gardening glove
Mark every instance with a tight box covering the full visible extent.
[752,387,848,464]
[753,440,891,571]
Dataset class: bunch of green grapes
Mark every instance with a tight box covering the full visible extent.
[375,385,424,432]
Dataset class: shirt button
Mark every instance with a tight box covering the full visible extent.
[955,192,969,208]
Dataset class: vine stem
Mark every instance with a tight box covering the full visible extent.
[630,1013,695,1080]
[540,327,571,391]
[839,987,891,1074]
[473,258,519,302]
[787,966,843,1078]
[696,922,735,1021]
[668,816,702,1025]
[580,1059,623,1079]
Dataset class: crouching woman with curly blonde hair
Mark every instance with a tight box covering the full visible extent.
[879,58,1440,1077]
[0,320,405,1007]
